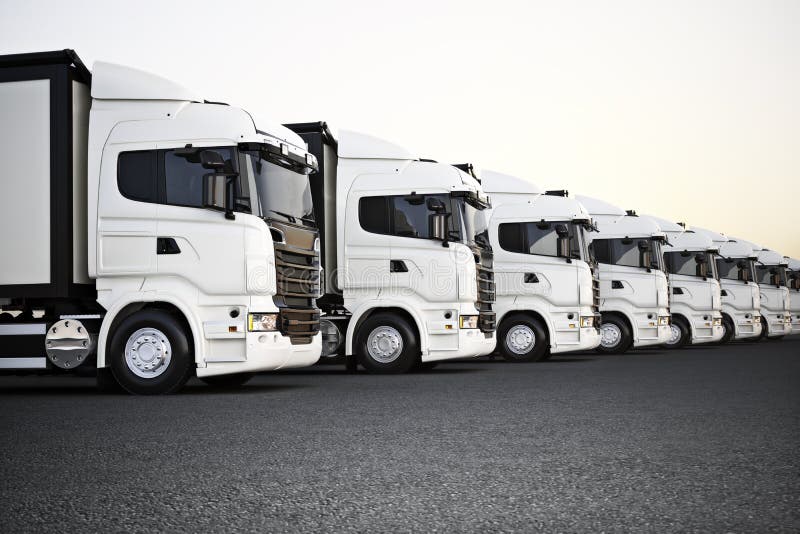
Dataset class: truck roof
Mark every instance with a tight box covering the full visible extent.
[481,170,542,196]
[756,249,787,266]
[691,226,727,246]
[576,195,663,239]
[786,257,800,270]
[717,237,756,259]
[91,61,203,102]
[574,195,626,217]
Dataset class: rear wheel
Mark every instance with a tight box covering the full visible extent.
[719,315,735,344]
[356,313,419,374]
[664,317,690,349]
[596,315,633,354]
[200,373,254,388]
[498,315,549,362]
[108,310,193,395]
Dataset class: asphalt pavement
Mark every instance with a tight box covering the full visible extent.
[1,338,798,533]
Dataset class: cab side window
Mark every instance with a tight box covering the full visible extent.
[118,150,158,203]
[164,147,234,208]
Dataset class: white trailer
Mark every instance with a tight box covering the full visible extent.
[785,257,800,335]
[284,123,496,373]
[576,197,670,353]
[642,216,724,347]
[0,50,322,393]
[481,172,601,361]
[693,229,762,342]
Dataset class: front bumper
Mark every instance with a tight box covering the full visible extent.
[550,314,602,354]
[765,313,792,337]
[689,312,725,345]
[631,311,671,348]
[788,313,800,335]
[730,311,762,340]
[424,328,496,362]
[197,330,321,378]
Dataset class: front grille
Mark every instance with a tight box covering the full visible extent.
[476,251,496,333]
[274,240,321,344]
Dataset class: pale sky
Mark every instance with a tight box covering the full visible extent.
[2,0,798,256]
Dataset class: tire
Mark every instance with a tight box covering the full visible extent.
[719,315,735,344]
[664,316,690,349]
[758,316,769,340]
[96,367,125,394]
[356,313,419,374]
[497,314,549,362]
[596,315,634,354]
[108,309,193,395]
[412,361,439,372]
[200,372,254,388]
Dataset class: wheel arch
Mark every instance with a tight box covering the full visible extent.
[498,309,551,344]
[97,297,200,368]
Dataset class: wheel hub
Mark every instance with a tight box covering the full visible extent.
[124,328,172,379]
[600,323,622,348]
[506,325,535,355]
[366,326,403,363]
[666,324,681,345]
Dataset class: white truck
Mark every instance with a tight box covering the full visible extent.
[479,171,601,361]
[693,229,762,342]
[643,216,724,348]
[744,244,792,339]
[284,122,496,373]
[576,197,670,353]
[0,50,322,394]
[785,257,800,335]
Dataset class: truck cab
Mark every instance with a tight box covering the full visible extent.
[285,123,496,373]
[481,171,601,361]
[0,51,321,394]
[785,257,800,335]
[576,197,670,353]
[746,246,792,338]
[643,216,724,348]
[693,229,762,342]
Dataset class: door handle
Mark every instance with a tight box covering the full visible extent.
[611,280,623,289]
[390,260,408,273]
[157,237,181,255]
[524,273,539,283]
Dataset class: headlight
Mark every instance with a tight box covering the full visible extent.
[579,316,594,328]
[785,315,792,324]
[658,316,670,326]
[713,317,722,327]
[753,314,760,322]
[248,312,279,332]
[460,315,479,329]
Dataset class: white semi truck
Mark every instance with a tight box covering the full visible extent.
[785,257,800,335]
[0,50,322,394]
[643,216,724,348]
[693,229,762,342]
[480,172,601,361]
[576,197,670,354]
[746,244,792,339]
[284,122,496,373]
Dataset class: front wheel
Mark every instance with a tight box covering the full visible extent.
[664,317,690,349]
[356,313,419,374]
[200,373,254,388]
[498,315,549,362]
[596,316,633,354]
[108,310,193,395]
[719,315,735,344]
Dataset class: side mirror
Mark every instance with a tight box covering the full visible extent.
[203,174,226,211]
[200,150,226,170]
[695,253,707,263]
[429,212,451,243]
[555,224,569,237]
[637,240,649,252]
[426,197,447,214]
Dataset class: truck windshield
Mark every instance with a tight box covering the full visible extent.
[592,237,662,271]
[663,251,712,278]
[241,152,315,226]
[788,269,800,290]
[716,257,754,282]
[756,264,787,286]
[454,198,490,250]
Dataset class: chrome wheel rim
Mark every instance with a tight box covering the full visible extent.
[505,325,535,355]
[124,328,172,379]
[666,324,682,345]
[599,323,622,348]
[366,326,403,363]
